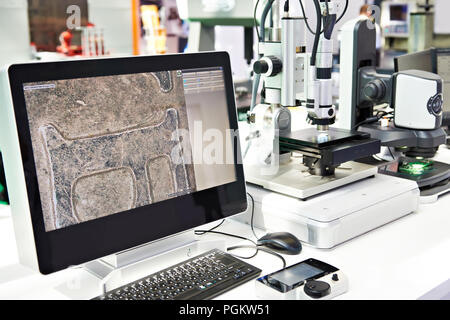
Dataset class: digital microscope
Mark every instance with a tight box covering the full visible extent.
[338,14,450,202]
[245,0,380,199]
[242,0,445,248]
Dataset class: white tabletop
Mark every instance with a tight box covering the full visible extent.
[0,146,449,300]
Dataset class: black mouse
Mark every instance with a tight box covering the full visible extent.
[257,232,302,255]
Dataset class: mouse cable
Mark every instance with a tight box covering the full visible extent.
[227,245,287,269]
[194,192,261,241]
[194,228,286,266]
[194,228,259,259]
[194,193,289,265]
[246,192,261,240]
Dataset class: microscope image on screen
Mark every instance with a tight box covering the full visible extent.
[23,71,197,232]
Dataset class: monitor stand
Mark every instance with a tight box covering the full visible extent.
[56,231,226,299]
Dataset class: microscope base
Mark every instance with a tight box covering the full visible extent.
[238,174,419,249]
[245,158,378,199]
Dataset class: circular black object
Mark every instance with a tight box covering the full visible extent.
[304,280,331,299]
[403,147,439,159]
[310,116,336,126]
[269,56,283,76]
[427,94,443,115]
[332,274,339,281]
[253,56,282,76]
[364,80,386,101]
[253,60,269,74]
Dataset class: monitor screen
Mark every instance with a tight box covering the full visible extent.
[394,49,435,73]
[390,4,408,22]
[22,67,236,232]
[6,52,247,273]
[436,50,450,116]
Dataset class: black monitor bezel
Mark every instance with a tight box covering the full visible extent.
[435,49,450,124]
[8,52,247,274]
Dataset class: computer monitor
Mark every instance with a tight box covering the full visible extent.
[0,52,246,274]
[394,48,436,74]
[389,4,408,22]
[381,2,415,37]
[436,49,450,126]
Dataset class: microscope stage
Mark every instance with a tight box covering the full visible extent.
[280,127,371,148]
[245,158,378,199]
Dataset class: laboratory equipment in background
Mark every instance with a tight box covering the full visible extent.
[87,0,134,56]
[240,1,420,249]
[380,0,416,39]
[78,24,107,57]
[141,5,167,54]
[382,0,450,56]
[163,1,188,53]
[27,0,89,54]
[408,0,434,53]
[176,0,254,57]
[176,0,256,110]
[339,19,450,203]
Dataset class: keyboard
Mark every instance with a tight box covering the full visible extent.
[93,249,262,300]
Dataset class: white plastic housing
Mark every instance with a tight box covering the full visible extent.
[393,72,443,130]
[0,66,40,272]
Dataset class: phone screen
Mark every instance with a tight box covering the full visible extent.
[269,263,323,287]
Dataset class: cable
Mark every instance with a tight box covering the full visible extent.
[257,247,287,268]
[194,229,257,246]
[336,0,349,24]
[251,0,275,112]
[247,192,260,240]
[300,0,348,36]
[194,192,288,269]
[227,245,287,268]
[387,147,396,161]
[254,0,261,41]
[298,0,330,36]
[284,0,290,14]
[194,219,225,235]
[354,110,393,130]
[310,0,322,66]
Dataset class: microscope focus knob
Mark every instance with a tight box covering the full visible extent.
[253,56,282,77]
[364,80,386,101]
[253,60,269,74]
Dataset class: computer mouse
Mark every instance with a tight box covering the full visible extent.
[257,232,302,255]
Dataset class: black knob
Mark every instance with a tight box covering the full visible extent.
[332,274,339,281]
[304,280,331,299]
[364,80,386,101]
[253,56,282,76]
[270,56,283,76]
[428,94,443,115]
[253,60,269,75]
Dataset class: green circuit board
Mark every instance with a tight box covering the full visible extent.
[399,160,434,176]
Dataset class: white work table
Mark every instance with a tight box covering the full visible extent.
[0,147,449,300]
